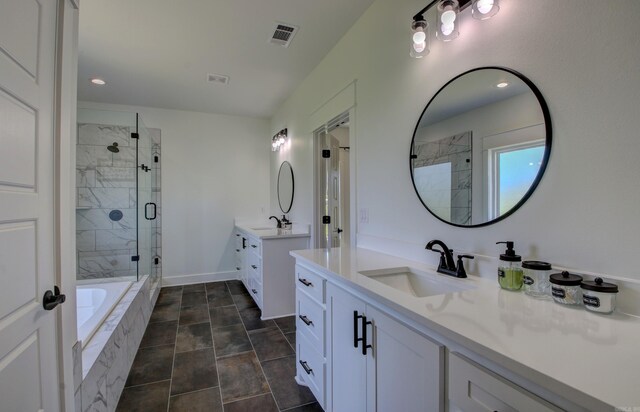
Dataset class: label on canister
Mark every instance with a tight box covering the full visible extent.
[583,295,601,308]
[523,276,534,285]
[552,287,566,299]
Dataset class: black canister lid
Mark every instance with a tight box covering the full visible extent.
[549,271,583,286]
[581,277,619,293]
[522,261,552,271]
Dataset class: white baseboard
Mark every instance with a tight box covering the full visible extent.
[161,270,238,287]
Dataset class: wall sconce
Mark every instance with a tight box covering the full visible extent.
[272,128,288,151]
[411,0,499,57]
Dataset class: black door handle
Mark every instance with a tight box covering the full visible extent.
[354,311,364,348]
[43,286,66,311]
[144,202,157,220]
[361,315,373,356]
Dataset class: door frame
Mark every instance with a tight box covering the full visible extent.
[312,107,357,249]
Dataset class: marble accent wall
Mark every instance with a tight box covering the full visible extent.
[76,275,159,412]
[413,131,472,225]
[76,123,162,281]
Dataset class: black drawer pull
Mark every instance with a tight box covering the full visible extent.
[354,311,364,348]
[299,360,313,375]
[361,315,373,356]
[251,244,257,248]
[236,249,240,252]
[236,267,241,270]
[251,265,257,269]
[252,289,258,294]
[299,315,313,326]
[298,278,312,287]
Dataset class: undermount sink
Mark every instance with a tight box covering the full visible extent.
[359,267,475,298]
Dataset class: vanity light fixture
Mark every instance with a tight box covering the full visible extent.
[90,78,106,85]
[272,128,288,152]
[411,0,499,58]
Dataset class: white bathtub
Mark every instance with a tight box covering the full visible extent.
[77,281,132,347]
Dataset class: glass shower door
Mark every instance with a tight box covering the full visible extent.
[136,114,154,281]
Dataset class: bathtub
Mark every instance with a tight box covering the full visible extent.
[77,281,132,347]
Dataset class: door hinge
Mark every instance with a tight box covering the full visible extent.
[131,255,140,262]
[322,149,331,158]
[131,132,139,139]
[322,215,331,224]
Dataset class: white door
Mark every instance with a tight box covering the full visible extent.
[366,306,445,412]
[327,283,367,412]
[0,0,62,411]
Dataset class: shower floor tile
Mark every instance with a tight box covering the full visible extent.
[117,281,321,411]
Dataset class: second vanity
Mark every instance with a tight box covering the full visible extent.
[235,223,310,319]
[291,247,640,412]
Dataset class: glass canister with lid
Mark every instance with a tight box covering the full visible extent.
[580,277,619,314]
[496,241,523,291]
[522,261,552,298]
[549,271,583,305]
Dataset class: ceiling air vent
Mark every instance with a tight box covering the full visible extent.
[207,73,230,85]
[269,22,299,48]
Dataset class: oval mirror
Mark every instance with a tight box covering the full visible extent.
[410,67,552,227]
[277,161,295,213]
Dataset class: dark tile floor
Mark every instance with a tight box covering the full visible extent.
[116,280,323,412]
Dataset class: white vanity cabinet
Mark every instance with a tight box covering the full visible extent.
[326,282,444,412]
[295,263,444,412]
[235,226,309,319]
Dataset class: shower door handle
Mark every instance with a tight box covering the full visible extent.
[144,202,157,220]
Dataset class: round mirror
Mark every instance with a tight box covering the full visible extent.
[410,67,551,227]
[277,161,295,213]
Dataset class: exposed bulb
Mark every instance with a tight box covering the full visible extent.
[440,7,456,26]
[440,24,454,36]
[278,136,285,144]
[472,0,499,20]
[412,41,426,53]
[412,28,426,44]
[476,0,494,14]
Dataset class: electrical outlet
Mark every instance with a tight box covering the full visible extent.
[359,208,369,224]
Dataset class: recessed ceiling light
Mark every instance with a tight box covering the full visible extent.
[496,82,509,88]
[90,78,106,85]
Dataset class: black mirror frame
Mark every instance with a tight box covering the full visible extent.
[277,161,295,214]
[409,66,552,228]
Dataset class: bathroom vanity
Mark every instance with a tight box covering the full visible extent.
[292,247,640,411]
[234,224,310,319]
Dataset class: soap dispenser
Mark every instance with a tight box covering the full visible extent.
[496,241,523,291]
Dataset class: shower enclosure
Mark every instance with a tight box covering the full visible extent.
[76,109,161,290]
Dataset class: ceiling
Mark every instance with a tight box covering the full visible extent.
[77,0,375,118]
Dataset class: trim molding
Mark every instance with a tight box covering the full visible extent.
[162,270,238,287]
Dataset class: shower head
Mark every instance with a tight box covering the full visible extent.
[107,142,119,153]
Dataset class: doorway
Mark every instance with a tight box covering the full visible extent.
[314,111,351,248]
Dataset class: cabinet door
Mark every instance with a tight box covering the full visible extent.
[366,306,444,412]
[327,283,367,412]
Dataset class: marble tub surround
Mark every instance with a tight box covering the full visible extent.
[75,123,162,281]
[78,275,160,412]
[292,247,640,410]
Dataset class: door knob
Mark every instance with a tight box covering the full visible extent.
[43,286,66,311]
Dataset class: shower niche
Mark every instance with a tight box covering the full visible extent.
[76,109,161,287]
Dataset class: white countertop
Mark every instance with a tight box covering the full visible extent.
[290,247,640,410]
[236,223,310,240]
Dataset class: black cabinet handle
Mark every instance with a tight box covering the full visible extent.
[242,238,247,249]
[361,315,373,356]
[298,278,312,287]
[251,244,257,248]
[236,233,240,237]
[299,315,313,326]
[236,267,241,270]
[354,311,364,348]
[251,265,257,269]
[299,360,313,375]
[43,286,66,311]
[236,249,240,252]
[252,289,258,294]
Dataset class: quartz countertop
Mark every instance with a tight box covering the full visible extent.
[236,223,310,240]
[290,247,640,410]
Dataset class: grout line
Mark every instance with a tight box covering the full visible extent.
[123,378,172,390]
[169,385,220,399]
[221,391,273,406]
[280,400,318,411]
[166,288,182,412]
[206,282,226,412]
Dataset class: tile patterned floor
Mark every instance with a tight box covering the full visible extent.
[116,281,323,412]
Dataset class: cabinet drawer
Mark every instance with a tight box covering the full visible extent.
[449,353,561,412]
[248,277,262,309]
[297,291,325,354]
[296,265,325,304]
[297,333,325,407]
[235,232,243,249]
[248,252,261,273]
[248,237,261,255]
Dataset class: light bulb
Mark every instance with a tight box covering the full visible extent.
[441,8,456,26]
[279,136,285,144]
[477,0,493,14]
[272,141,278,148]
[440,24,454,36]
[472,0,499,20]
[90,78,106,85]
[412,42,426,53]
[413,29,426,44]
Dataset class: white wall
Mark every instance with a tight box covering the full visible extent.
[269,0,640,282]
[80,101,270,282]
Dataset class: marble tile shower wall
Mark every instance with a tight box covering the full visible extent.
[76,124,161,281]
[413,131,472,225]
